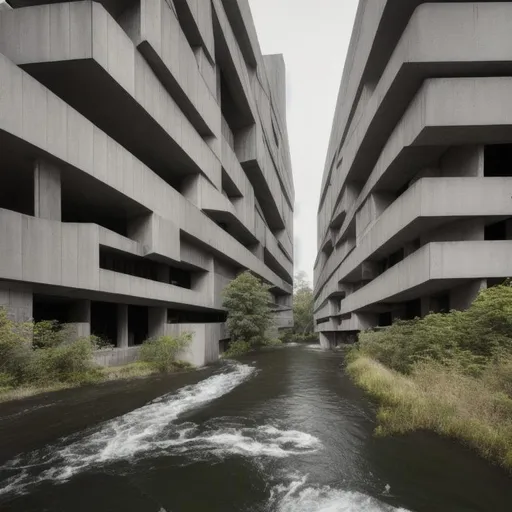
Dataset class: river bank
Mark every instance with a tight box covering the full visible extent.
[345,283,512,472]
[1,345,512,512]
[347,354,512,471]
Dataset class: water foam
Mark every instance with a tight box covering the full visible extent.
[269,474,410,512]
[0,362,257,495]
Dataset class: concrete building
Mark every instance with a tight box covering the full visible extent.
[314,0,512,348]
[0,0,294,365]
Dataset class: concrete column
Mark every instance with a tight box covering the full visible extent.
[148,307,167,339]
[319,332,332,349]
[0,282,33,323]
[68,299,91,340]
[450,279,487,311]
[34,160,61,221]
[117,304,129,348]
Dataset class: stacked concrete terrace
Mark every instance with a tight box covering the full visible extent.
[314,0,512,348]
[0,0,294,365]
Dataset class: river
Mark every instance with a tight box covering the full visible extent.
[0,344,511,511]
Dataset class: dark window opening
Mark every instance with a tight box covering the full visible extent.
[91,301,118,346]
[405,299,421,320]
[100,248,192,289]
[316,318,329,326]
[485,220,509,241]
[128,305,148,346]
[379,248,404,274]
[0,166,34,216]
[484,144,512,177]
[430,293,450,314]
[167,310,227,324]
[33,297,71,324]
[378,312,392,327]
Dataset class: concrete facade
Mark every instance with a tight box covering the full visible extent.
[0,0,293,366]
[314,1,512,344]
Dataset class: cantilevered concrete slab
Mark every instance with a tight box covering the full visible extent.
[0,0,294,365]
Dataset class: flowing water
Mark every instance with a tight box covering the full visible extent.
[0,344,511,511]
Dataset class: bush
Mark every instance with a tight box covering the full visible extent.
[26,338,99,385]
[224,340,252,358]
[356,283,512,376]
[0,309,33,384]
[347,283,512,470]
[139,333,192,372]
[222,271,274,354]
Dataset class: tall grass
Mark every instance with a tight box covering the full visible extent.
[347,282,512,470]
[347,356,512,469]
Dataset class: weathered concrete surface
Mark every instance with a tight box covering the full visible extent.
[0,1,293,361]
[315,0,512,335]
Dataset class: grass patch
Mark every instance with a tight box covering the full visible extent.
[348,354,512,470]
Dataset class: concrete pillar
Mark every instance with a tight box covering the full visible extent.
[117,304,129,348]
[68,299,91,340]
[0,282,33,323]
[450,279,487,311]
[319,332,332,349]
[34,160,61,221]
[148,307,167,339]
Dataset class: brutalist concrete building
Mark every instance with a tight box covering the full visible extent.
[314,0,512,347]
[0,0,294,365]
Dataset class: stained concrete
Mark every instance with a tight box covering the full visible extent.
[315,0,512,336]
[0,0,293,365]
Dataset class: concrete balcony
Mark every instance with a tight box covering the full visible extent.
[319,3,512,244]
[124,0,220,138]
[0,1,222,189]
[0,51,290,295]
[338,241,512,315]
[329,76,512,253]
[315,177,512,308]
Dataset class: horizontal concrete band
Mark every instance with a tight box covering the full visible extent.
[316,76,512,295]
[338,241,512,315]
[0,1,293,245]
[0,50,291,294]
[319,2,512,233]
[315,177,512,308]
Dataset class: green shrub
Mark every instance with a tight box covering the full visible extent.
[356,283,512,375]
[224,340,252,358]
[222,271,273,353]
[0,308,33,384]
[26,338,98,385]
[139,333,192,372]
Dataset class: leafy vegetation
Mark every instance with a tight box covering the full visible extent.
[222,271,274,356]
[139,334,192,372]
[0,309,194,402]
[347,282,512,470]
[0,309,101,394]
[280,272,318,344]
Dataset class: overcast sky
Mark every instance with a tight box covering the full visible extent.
[249,0,358,284]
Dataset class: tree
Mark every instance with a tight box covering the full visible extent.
[222,271,273,353]
[292,273,315,338]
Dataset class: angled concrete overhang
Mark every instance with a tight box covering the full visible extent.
[320,3,512,244]
[338,241,512,315]
[0,1,222,189]
[315,177,512,309]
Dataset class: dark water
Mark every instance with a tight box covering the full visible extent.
[1,344,511,511]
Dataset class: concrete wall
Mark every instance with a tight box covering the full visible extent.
[315,2,512,335]
[0,0,293,362]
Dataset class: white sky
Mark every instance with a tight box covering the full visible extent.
[249,0,358,284]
